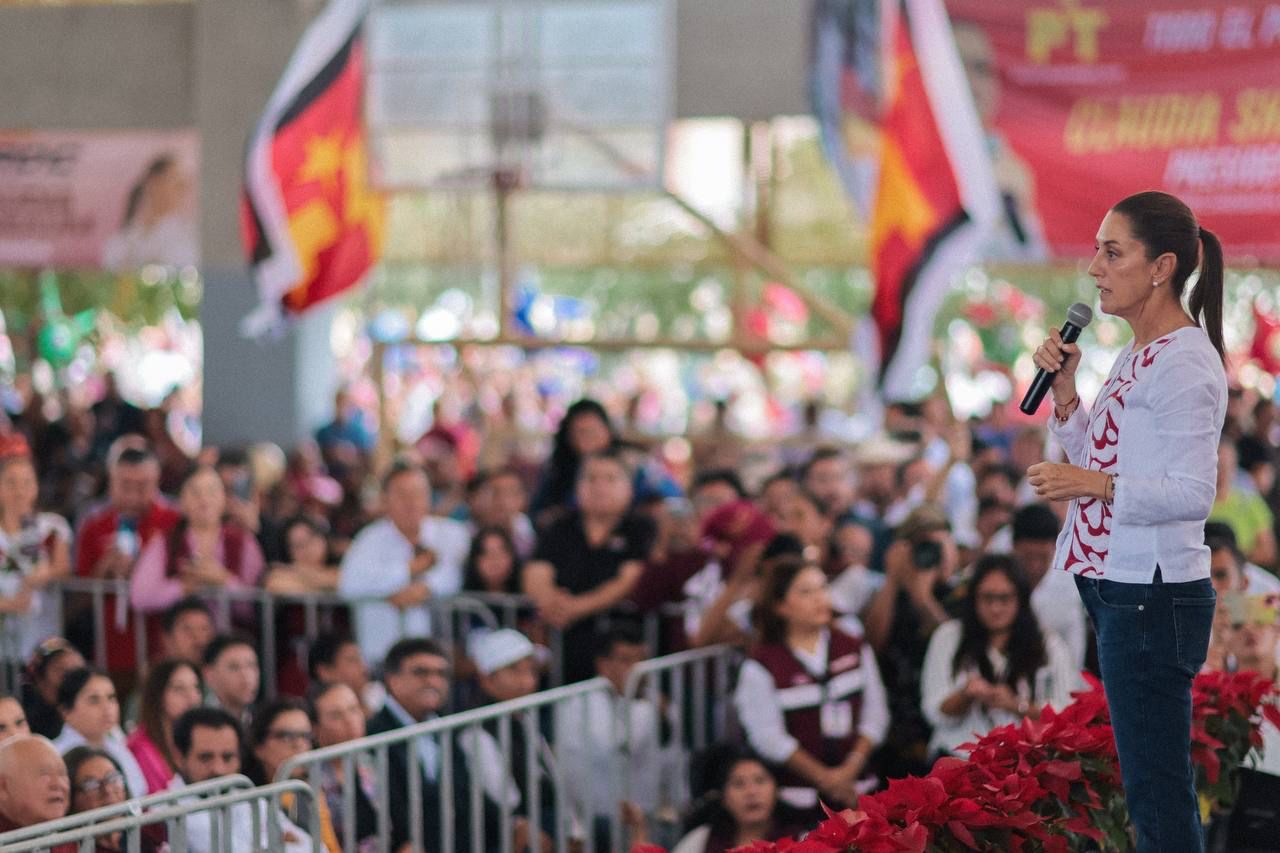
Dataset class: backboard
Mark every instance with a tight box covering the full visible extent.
[365,0,674,191]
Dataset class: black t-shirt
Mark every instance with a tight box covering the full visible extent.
[533,511,654,593]
[533,512,654,683]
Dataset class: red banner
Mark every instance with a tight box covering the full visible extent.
[946,0,1280,262]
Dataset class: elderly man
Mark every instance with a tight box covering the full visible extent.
[0,735,74,849]
[339,461,469,665]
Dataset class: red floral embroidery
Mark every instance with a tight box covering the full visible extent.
[1063,336,1175,577]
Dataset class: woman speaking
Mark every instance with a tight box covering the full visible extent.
[1027,191,1227,853]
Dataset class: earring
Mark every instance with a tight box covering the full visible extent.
[1152,279,1160,287]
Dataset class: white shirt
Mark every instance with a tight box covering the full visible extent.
[829,565,885,618]
[339,516,470,665]
[459,722,557,812]
[168,774,311,853]
[0,512,71,659]
[920,619,1077,757]
[382,694,440,781]
[1030,567,1088,671]
[1253,715,1280,777]
[1049,327,1227,584]
[52,725,148,802]
[1245,563,1280,595]
[552,689,679,817]
[671,825,713,853]
[732,624,890,767]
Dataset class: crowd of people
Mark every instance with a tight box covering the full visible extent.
[0,373,1276,852]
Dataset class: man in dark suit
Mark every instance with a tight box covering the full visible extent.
[366,637,497,852]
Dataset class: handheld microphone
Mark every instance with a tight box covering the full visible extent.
[1020,302,1093,415]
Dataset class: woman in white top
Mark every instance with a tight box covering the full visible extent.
[0,453,71,659]
[921,554,1075,758]
[52,667,149,800]
[732,558,889,819]
[1027,191,1228,853]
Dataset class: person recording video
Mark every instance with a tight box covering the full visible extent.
[861,504,962,778]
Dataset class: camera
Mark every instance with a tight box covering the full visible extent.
[910,539,943,570]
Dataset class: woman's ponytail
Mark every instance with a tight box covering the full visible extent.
[1191,226,1226,363]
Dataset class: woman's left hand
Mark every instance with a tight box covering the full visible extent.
[1027,462,1107,502]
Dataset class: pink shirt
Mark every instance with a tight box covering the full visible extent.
[126,726,174,795]
[128,526,264,612]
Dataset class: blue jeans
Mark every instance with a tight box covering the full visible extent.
[1075,569,1216,853]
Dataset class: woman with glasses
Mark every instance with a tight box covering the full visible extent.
[52,668,148,801]
[246,698,340,853]
[920,554,1075,760]
[126,659,203,794]
[63,745,162,852]
[309,682,380,853]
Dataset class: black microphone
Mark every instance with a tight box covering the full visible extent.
[1020,302,1093,415]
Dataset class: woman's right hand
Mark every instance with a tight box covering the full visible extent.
[1033,327,1081,400]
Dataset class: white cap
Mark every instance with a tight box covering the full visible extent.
[470,629,536,676]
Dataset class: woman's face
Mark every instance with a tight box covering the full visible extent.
[722,760,777,828]
[162,665,203,725]
[776,567,833,632]
[975,571,1020,635]
[254,710,313,781]
[568,413,611,456]
[780,497,832,550]
[72,755,127,815]
[286,522,328,566]
[1087,210,1166,320]
[313,685,367,748]
[180,468,226,528]
[64,675,120,744]
[0,459,38,517]
[475,534,515,591]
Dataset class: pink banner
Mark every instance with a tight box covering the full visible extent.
[0,130,199,270]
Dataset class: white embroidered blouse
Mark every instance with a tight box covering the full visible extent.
[1048,325,1227,584]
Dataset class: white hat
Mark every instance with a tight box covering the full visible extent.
[470,629,536,676]
[852,434,917,467]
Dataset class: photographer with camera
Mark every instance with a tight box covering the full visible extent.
[861,504,962,779]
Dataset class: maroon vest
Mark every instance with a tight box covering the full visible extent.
[750,628,866,792]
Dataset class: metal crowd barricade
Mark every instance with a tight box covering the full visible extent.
[0,775,255,848]
[276,677,618,853]
[56,579,344,701]
[463,593,693,687]
[616,643,739,851]
[2,779,320,853]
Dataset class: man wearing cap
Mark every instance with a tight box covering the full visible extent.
[462,629,557,847]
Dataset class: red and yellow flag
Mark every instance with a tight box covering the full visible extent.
[241,0,384,335]
[869,4,968,395]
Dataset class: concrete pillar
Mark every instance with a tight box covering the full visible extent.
[194,0,336,448]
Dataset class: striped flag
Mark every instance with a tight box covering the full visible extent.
[241,0,384,337]
[814,0,1000,400]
